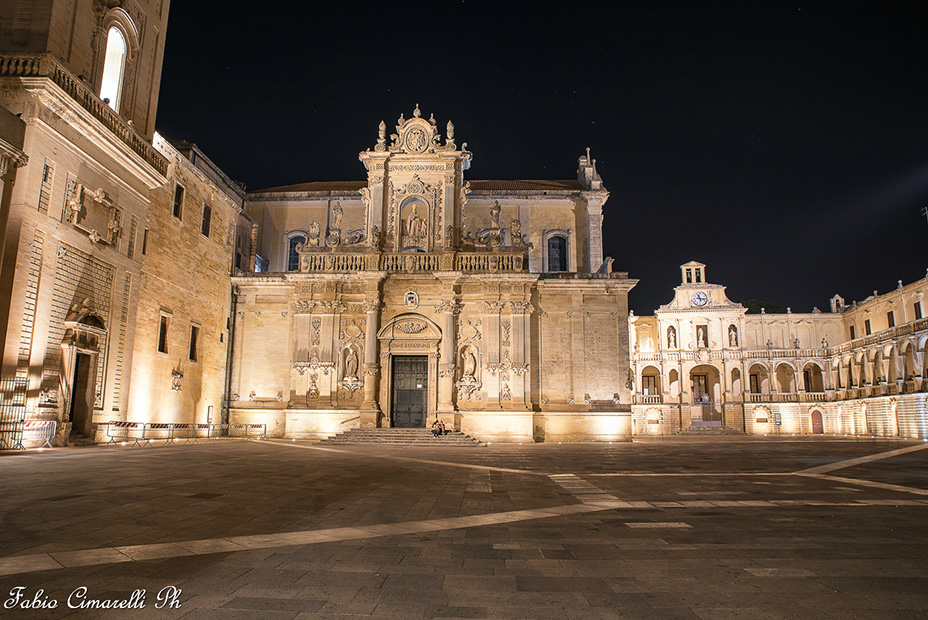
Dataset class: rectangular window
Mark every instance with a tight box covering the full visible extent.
[686,269,693,284]
[201,204,212,238]
[141,228,149,255]
[916,302,923,320]
[188,325,199,361]
[864,319,871,336]
[173,183,184,219]
[886,310,895,328]
[38,161,54,214]
[158,315,170,353]
[849,325,856,340]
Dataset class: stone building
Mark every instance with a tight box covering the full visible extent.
[230,107,637,443]
[630,262,928,438]
[0,1,250,443]
[2,2,926,446]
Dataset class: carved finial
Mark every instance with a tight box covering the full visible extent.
[378,120,385,140]
[585,146,591,162]
[429,113,436,126]
[446,121,454,140]
[413,103,421,118]
[397,112,405,125]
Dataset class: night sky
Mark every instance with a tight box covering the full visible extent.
[155,2,928,315]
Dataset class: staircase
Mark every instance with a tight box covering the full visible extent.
[317,428,483,447]
[677,424,746,436]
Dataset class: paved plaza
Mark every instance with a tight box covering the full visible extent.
[2,437,928,619]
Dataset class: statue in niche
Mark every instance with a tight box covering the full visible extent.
[667,326,676,349]
[728,325,738,347]
[461,349,477,382]
[307,221,321,246]
[344,349,359,380]
[404,206,425,241]
[697,326,707,348]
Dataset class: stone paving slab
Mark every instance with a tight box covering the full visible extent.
[1,438,927,619]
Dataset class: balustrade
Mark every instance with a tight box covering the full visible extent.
[295,250,527,273]
[0,53,168,175]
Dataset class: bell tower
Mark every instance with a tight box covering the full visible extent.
[358,104,472,253]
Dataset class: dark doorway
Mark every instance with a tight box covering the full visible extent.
[391,356,427,428]
[810,409,824,434]
[69,353,94,436]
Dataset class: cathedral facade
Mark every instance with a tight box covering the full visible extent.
[229,108,636,443]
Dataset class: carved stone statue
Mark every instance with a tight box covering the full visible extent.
[345,349,359,379]
[331,202,343,230]
[307,221,321,246]
[510,218,525,246]
[462,349,477,381]
[667,327,676,349]
[359,187,371,209]
[404,206,424,240]
[697,326,707,348]
[68,183,84,224]
[489,201,501,229]
[107,209,121,244]
[728,325,738,347]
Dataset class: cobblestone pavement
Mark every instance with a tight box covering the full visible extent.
[1,437,928,619]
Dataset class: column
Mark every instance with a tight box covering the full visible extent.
[437,300,458,419]
[360,297,381,427]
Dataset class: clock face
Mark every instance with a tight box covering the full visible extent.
[692,292,708,307]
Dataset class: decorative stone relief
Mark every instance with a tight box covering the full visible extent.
[171,370,183,392]
[396,321,427,334]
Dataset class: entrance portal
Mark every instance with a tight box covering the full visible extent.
[391,356,428,427]
[810,409,824,434]
[69,352,93,436]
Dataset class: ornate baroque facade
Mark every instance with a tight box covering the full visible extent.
[230,107,636,442]
[1,3,926,446]
[630,262,928,438]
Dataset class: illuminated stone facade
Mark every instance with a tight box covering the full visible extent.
[630,262,928,438]
[231,107,637,442]
[3,3,926,446]
[0,2,251,444]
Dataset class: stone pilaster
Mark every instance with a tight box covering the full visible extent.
[360,297,381,427]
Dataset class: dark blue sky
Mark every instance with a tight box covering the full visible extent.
[156,1,928,314]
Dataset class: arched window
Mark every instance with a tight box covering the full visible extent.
[547,235,567,272]
[287,234,305,271]
[100,27,127,112]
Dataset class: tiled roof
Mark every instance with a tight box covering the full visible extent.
[251,179,583,195]
[250,181,367,194]
[468,180,582,192]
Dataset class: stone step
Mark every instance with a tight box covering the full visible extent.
[318,429,482,447]
[677,425,745,435]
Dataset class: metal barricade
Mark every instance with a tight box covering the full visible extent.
[22,420,57,449]
[173,423,194,445]
[210,423,229,440]
[194,423,212,441]
[229,423,266,441]
[246,423,267,441]
[143,423,175,446]
[106,421,146,446]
